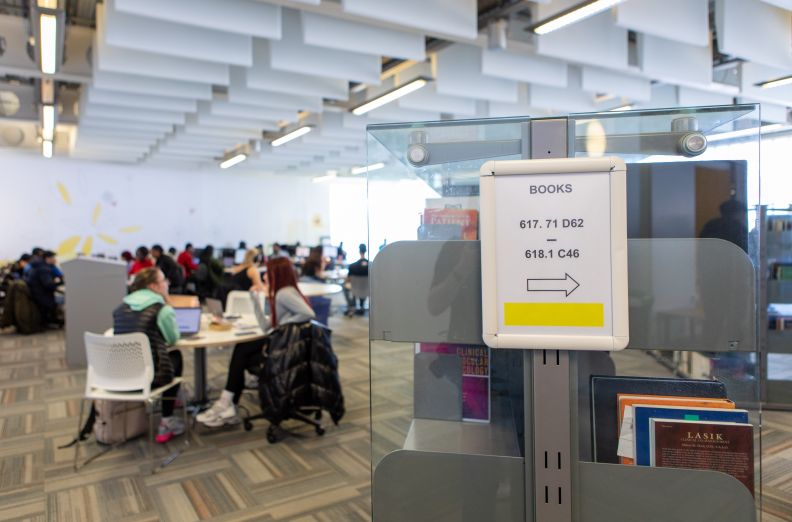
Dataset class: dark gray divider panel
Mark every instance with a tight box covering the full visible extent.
[576,462,756,522]
[371,239,756,352]
[373,450,525,522]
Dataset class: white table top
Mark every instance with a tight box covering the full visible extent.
[297,282,343,297]
[175,314,266,348]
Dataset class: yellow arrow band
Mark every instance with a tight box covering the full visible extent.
[504,302,604,327]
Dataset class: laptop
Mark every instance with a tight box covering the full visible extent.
[173,307,202,337]
[205,297,224,318]
[249,292,270,332]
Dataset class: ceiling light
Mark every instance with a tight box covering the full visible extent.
[351,78,430,116]
[270,125,312,147]
[350,162,385,175]
[532,0,626,35]
[42,139,53,159]
[313,172,337,183]
[219,152,247,169]
[42,104,55,140]
[707,123,786,143]
[756,75,792,89]
[39,13,57,74]
[610,104,633,112]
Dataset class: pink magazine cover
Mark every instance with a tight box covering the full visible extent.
[418,343,490,422]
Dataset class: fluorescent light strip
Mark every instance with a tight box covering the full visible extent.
[757,75,792,89]
[40,14,57,75]
[42,104,55,140]
[271,126,312,147]
[707,123,786,143]
[350,162,385,175]
[219,153,247,169]
[610,104,633,112]
[42,140,53,158]
[352,79,429,116]
[313,172,337,184]
[533,0,625,35]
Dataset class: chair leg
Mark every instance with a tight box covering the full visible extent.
[73,398,86,472]
[148,399,156,474]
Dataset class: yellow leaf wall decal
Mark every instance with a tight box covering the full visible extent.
[119,226,142,234]
[57,236,81,258]
[81,236,94,256]
[57,182,71,205]
[98,233,118,245]
[91,204,102,225]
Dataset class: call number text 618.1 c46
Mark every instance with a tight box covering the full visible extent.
[519,219,584,229]
[525,249,580,259]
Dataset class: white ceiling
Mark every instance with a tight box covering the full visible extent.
[0,0,791,175]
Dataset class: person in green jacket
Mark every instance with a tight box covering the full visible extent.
[112,268,185,443]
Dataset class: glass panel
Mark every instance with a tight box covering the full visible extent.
[764,207,792,407]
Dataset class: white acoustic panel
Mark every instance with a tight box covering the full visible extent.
[92,70,212,100]
[435,44,519,103]
[83,104,187,125]
[581,67,651,102]
[269,10,381,84]
[228,67,323,112]
[104,0,252,66]
[482,48,567,87]
[362,105,442,123]
[342,0,476,40]
[615,0,708,47]
[739,62,792,106]
[527,84,597,113]
[536,12,628,71]
[114,0,281,39]
[639,34,712,88]
[715,0,792,69]
[247,39,349,100]
[756,102,789,123]
[301,12,425,61]
[78,126,166,140]
[194,113,280,132]
[86,87,197,112]
[96,6,230,85]
[397,84,477,116]
[79,117,174,134]
[203,100,297,123]
[488,101,552,118]
[677,86,733,107]
[182,123,262,139]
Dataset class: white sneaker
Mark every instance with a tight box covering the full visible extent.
[196,401,240,428]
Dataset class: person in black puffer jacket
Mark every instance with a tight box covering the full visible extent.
[112,268,185,443]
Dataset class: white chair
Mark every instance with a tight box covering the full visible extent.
[74,332,188,473]
[349,275,369,313]
[226,289,265,316]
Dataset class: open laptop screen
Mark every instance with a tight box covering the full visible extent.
[173,307,202,335]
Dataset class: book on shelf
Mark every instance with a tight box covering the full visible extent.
[420,208,479,241]
[615,394,734,464]
[632,404,749,466]
[417,343,490,422]
[591,375,728,464]
[650,419,754,495]
[767,217,792,232]
[770,262,792,280]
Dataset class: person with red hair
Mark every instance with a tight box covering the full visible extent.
[197,257,314,427]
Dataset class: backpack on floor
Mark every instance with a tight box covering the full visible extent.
[93,400,148,445]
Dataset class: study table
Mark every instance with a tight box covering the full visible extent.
[297,282,343,297]
[175,314,266,406]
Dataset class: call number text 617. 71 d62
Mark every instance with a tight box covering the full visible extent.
[519,219,584,229]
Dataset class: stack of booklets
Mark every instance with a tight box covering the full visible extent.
[592,376,754,494]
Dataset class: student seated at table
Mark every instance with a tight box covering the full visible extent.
[112,268,185,443]
[128,246,154,276]
[25,250,63,326]
[151,244,184,294]
[230,248,264,292]
[197,257,315,428]
[194,245,224,300]
[300,246,326,282]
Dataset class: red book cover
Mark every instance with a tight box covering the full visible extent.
[423,208,479,240]
[650,419,754,495]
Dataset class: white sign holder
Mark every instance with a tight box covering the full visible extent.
[480,156,629,351]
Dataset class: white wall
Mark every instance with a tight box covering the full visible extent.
[0,150,331,260]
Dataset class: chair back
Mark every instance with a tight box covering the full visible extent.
[84,332,153,396]
[226,290,263,315]
[308,296,331,326]
[349,275,369,299]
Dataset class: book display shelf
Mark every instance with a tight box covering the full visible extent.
[366,105,763,522]
[761,208,792,408]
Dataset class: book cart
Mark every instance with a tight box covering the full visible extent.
[366,105,763,521]
[761,208,792,408]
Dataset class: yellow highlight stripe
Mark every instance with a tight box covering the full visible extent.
[504,302,604,327]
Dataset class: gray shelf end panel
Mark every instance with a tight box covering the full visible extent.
[371,239,756,352]
[373,450,525,522]
[577,462,755,522]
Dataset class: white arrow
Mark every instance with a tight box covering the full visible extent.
[526,273,580,297]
